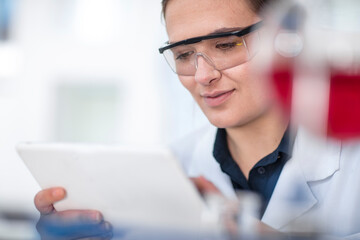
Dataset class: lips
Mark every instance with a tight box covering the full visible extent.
[202,89,235,107]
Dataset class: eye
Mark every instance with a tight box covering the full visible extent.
[216,41,243,50]
[175,51,195,61]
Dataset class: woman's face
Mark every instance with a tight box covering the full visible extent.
[165,0,276,129]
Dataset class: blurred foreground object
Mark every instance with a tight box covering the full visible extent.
[0,206,37,239]
[258,0,360,140]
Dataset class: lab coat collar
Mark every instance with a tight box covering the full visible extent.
[262,127,342,230]
[297,128,341,182]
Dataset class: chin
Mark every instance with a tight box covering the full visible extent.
[200,105,238,128]
[207,115,240,129]
[204,108,258,129]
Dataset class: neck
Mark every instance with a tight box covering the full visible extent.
[226,106,288,179]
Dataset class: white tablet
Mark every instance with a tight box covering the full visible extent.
[16,143,205,232]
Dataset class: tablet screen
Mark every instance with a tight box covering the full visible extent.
[16,143,205,232]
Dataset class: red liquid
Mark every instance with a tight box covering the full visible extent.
[270,64,294,116]
[271,63,360,140]
[328,70,360,140]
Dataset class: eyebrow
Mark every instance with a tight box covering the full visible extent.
[168,27,243,44]
[208,27,244,35]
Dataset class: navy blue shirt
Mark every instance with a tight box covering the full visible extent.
[213,128,293,216]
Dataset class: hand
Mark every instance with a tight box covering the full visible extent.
[34,187,113,240]
[190,176,221,196]
[190,176,277,236]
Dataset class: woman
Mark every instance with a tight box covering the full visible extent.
[34,0,360,238]
[160,0,292,219]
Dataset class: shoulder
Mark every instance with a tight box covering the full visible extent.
[168,124,237,198]
[169,124,217,170]
[265,128,360,234]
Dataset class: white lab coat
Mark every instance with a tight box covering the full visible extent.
[171,125,360,239]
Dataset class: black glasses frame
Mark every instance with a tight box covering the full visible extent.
[158,21,263,54]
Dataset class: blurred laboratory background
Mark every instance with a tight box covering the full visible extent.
[0,0,208,218]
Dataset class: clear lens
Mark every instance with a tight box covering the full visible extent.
[163,33,259,76]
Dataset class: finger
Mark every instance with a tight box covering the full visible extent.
[34,187,66,214]
[190,176,221,195]
[257,221,277,233]
[46,210,104,226]
[84,225,114,240]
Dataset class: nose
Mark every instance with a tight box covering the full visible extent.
[194,53,221,85]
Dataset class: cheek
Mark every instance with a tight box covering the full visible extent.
[224,64,276,108]
[225,63,271,94]
[179,76,196,95]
